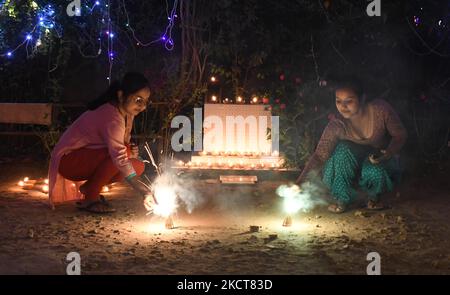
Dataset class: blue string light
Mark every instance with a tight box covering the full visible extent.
[1,0,180,82]
[37,4,56,29]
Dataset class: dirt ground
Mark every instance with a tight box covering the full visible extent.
[0,159,449,275]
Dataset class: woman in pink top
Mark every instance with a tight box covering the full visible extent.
[48,72,154,213]
[296,77,407,213]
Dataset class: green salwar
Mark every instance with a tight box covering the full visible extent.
[323,141,398,206]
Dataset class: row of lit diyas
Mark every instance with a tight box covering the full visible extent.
[17,177,111,194]
[176,155,284,170]
[198,151,279,157]
[18,177,49,193]
[208,76,270,104]
[176,160,283,170]
[209,95,269,104]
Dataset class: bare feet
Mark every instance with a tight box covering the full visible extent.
[367,200,385,210]
[77,200,116,214]
[328,203,346,213]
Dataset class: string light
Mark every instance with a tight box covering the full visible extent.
[0,3,54,58]
[122,0,179,50]
[1,0,179,70]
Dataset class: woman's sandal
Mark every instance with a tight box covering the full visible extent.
[328,203,346,213]
[77,197,116,214]
[367,200,385,210]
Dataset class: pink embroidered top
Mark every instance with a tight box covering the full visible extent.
[298,99,407,182]
[48,103,135,206]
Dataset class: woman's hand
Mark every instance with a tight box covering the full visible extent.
[143,193,157,212]
[126,176,149,199]
[369,150,390,165]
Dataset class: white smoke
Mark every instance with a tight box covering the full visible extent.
[276,181,328,214]
[151,168,204,215]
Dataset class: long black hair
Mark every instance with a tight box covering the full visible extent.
[331,75,365,101]
[88,72,149,110]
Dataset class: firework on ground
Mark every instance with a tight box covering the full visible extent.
[141,142,203,221]
[276,182,328,225]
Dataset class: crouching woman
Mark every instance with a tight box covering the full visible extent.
[48,72,155,213]
[296,78,407,213]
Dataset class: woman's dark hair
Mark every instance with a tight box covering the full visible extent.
[332,75,364,100]
[88,72,149,110]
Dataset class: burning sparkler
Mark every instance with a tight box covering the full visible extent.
[165,215,175,229]
[277,185,302,227]
[276,182,328,227]
[282,215,292,227]
[140,142,202,230]
[144,142,161,176]
[141,142,179,229]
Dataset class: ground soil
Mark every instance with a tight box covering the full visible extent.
[0,158,449,274]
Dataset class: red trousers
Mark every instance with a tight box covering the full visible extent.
[59,146,145,201]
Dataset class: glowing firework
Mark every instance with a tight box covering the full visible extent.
[276,184,303,226]
[276,183,328,226]
[152,183,178,218]
[165,215,174,229]
[282,215,292,227]
[141,172,179,230]
[144,142,161,176]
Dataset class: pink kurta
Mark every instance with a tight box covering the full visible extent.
[48,103,135,207]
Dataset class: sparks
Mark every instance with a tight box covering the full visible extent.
[152,184,178,217]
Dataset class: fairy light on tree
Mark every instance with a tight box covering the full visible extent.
[0,0,180,84]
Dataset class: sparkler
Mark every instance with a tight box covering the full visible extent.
[144,142,161,176]
[143,179,179,229]
[276,182,327,227]
[276,184,303,227]
[140,144,179,229]
[165,215,174,229]
[282,215,292,227]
